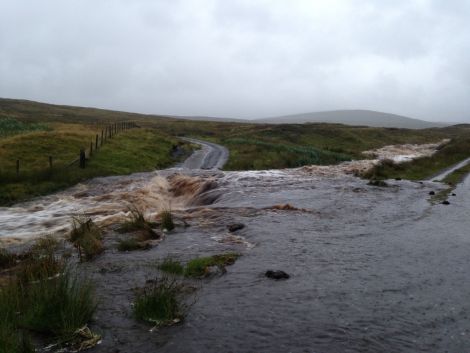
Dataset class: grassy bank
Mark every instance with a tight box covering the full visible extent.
[363,136,470,180]
[2,98,470,188]
[153,119,457,170]
[0,124,187,205]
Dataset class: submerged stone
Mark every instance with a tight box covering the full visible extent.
[227,223,245,232]
[265,270,290,280]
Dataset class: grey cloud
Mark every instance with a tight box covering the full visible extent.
[0,0,469,122]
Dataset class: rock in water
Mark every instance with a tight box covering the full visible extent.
[265,270,290,280]
[227,223,245,232]
[442,200,450,205]
[429,191,435,195]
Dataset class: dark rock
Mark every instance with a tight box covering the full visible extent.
[442,200,450,205]
[368,180,388,187]
[395,177,402,181]
[265,270,290,280]
[451,193,456,196]
[429,191,435,195]
[227,223,245,232]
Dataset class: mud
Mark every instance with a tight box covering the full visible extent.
[1,140,469,352]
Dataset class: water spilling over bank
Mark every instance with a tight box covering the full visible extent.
[1,139,469,352]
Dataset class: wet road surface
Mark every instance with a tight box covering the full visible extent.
[180,138,229,170]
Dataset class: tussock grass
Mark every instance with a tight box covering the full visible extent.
[70,217,104,261]
[118,205,159,240]
[159,210,175,231]
[184,253,240,278]
[0,320,34,353]
[16,235,64,284]
[133,276,188,326]
[158,258,184,275]
[0,238,96,350]
[0,248,16,269]
[18,269,96,340]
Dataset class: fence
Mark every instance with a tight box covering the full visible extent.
[10,121,139,179]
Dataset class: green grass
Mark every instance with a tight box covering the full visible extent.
[442,163,470,185]
[153,118,455,171]
[0,320,34,353]
[0,117,49,138]
[133,276,187,326]
[2,97,470,190]
[0,240,96,350]
[0,126,185,205]
[158,258,184,275]
[429,162,470,203]
[0,284,34,353]
[184,253,240,278]
[221,138,351,169]
[18,269,96,340]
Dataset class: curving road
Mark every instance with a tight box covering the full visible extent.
[429,156,470,181]
[180,137,229,170]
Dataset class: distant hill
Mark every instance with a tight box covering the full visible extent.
[170,115,248,123]
[256,110,447,129]
[0,98,453,129]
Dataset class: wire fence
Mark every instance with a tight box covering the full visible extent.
[4,121,139,182]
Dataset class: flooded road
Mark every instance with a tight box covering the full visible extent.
[1,141,470,352]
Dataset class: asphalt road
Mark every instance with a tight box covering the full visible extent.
[180,137,229,170]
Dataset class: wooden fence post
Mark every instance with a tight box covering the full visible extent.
[95,134,99,150]
[90,141,93,157]
[79,149,86,168]
[101,130,104,146]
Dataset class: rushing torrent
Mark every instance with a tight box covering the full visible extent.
[1,139,469,352]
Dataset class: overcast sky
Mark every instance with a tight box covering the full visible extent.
[1,0,469,122]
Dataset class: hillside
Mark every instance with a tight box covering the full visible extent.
[256,110,447,129]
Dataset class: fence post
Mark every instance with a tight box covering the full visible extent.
[101,130,104,146]
[49,156,53,170]
[16,159,19,177]
[95,134,99,150]
[79,149,86,168]
[90,141,93,157]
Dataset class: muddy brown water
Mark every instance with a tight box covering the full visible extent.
[1,158,470,352]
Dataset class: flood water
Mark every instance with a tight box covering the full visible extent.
[1,162,470,352]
